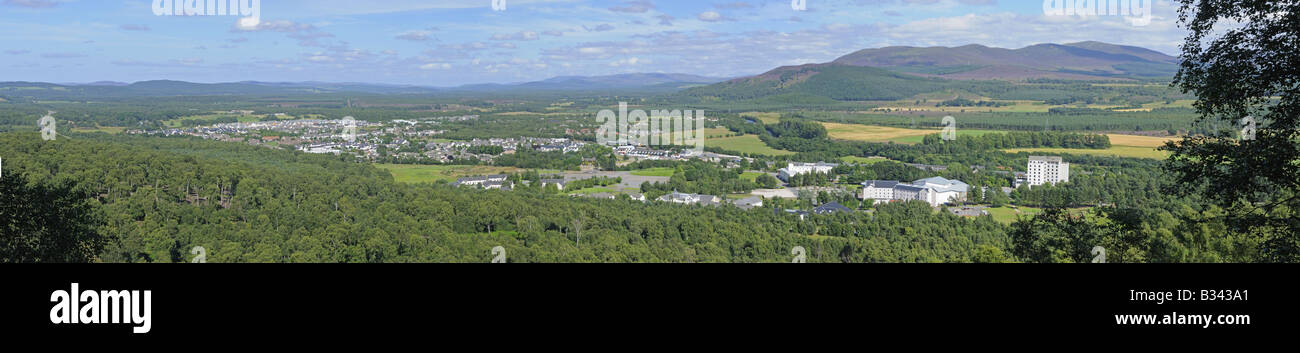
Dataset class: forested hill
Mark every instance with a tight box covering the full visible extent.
[0,132,1011,263]
[676,64,959,102]
[830,41,1178,80]
[676,41,1180,104]
[0,73,726,100]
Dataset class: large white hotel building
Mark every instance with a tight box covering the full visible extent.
[1027,156,1070,186]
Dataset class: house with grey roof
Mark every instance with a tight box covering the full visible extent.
[731,196,764,210]
[813,202,853,215]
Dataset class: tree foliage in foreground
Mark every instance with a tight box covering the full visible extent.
[0,172,104,263]
[0,133,1010,263]
[1164,0,1300,262]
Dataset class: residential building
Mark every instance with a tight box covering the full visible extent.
[454,174,509,188]
[540,179,566,191]
[1027,156,1070,186]
[454,176,488,187]
[859,180,899,201]
[778,162,838,182]
[813,202,853,215]
[732,196,764,210]
[657,192,721,206]
[912,177,970,206]
[858,176,970,207]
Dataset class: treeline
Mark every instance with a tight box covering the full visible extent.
[0,132,1012,263]
[938,98,1009,107]
[766,120,828,139]
[492,145,615,171]
[918,131,1111,150]
[1011,207,1256,263]
[640,161,761,198]
[466,145,505,155]
[795,110,1195,132]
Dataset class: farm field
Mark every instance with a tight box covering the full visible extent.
[822,122,935,142]
[655,127,734,141]
[1004,146,1170,159]
[1106,134,1177,148]
[840,156,890,164]
[740,112,781,124]
[706,134,796,155]
[630,167,675,177]
[821,121,999,144]
[72,126,126,134]
[739,171,766,181]
[1003,133,1176,159]
[863,97,1160,114]
[163,113,266,127]
[567,187,617,195]
[888,129,1001,144]
[376,164,524,184]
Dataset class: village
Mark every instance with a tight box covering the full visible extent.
[449,155,1072,220]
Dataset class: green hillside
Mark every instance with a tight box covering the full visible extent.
[678,65,958,102]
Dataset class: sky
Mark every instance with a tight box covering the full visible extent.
[0,0,1185,86]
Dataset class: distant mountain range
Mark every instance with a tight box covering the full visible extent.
[0,42,1177,100]
[831,41,1178,80]
[678,41,1180,102]
[0,73,728,98]
[456,73,726,92]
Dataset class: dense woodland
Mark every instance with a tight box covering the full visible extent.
[0,127,1268,263]
[0,133,1018,262]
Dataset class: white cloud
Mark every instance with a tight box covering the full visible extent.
[490,31,539,41]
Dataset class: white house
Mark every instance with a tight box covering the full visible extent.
[1028,156,1070,186]
[657,192,721,206]
[540,178,566,190]
[778,162,838,182]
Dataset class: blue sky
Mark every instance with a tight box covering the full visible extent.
[0,0,1184,86]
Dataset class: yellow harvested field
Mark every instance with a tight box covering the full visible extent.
[741,112,781,124]
[1005,146,1169,159]
[706,134,795,155]
[1106,134,1177,148]
[822,122,936,142]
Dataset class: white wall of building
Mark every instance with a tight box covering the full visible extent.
[1028,156,1070,186]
